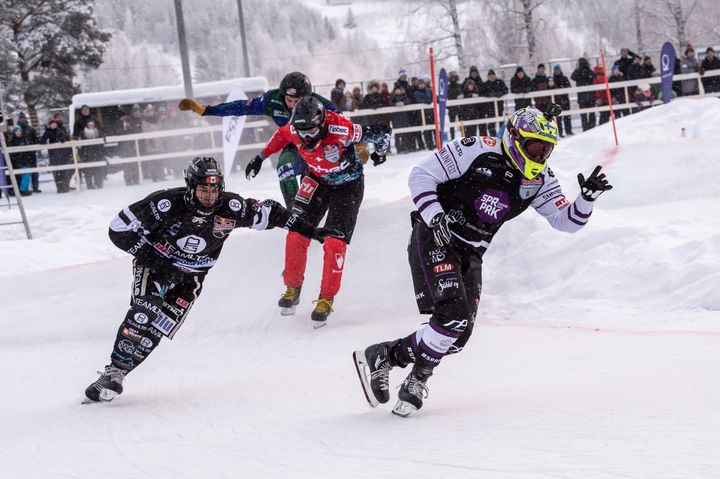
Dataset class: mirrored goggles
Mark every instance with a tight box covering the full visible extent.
[523,138,554,162]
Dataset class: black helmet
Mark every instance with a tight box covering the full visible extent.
[290,97,326,150]
[279,72,312,98]
[184,157,224,215]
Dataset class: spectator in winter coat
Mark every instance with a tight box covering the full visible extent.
[447,71,463,139]
[79,121,104,189]
[459,78,482,137]
[351,87,363,112]
[331,79,346,111]
[414,77,435,150]
[510,66,534,110]
[40,118,73,193]
[72,104,98,139]
[464,66,483,93]
[608,64,629,118]
[406,77,424,151]
[16,112,40,193]
[484,69,508,136]
[389,86,411,153]
[381,82,391,106]
[361,80,387,126]
[679,47,700,96]
[640,56,656,78]
[616,48,641,79]
[623,56,641,81]
[342,91,354,112]
[550,64,573,136]
[8,125,33,195]
[571,57,597,131]
[394,68,410,93]
[593,65,610,125]
[532,63,551,109]
[700,47,720,93]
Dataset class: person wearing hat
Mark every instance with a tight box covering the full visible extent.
[533,63,551,111]
[7,124,33,196]
[483,69,508,136]
[550,64,574,136]
[393,68,410,93]
[464,65,483,92]
[72,104,100,140]
[700,47,720,93]
[511,66,534,110]
[592,65,610,125]
[16,112,41,193]
[40,117,73,193]
[608,64,629,119]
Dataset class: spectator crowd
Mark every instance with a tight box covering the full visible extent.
[2,44,720,196]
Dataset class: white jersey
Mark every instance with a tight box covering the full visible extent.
[408,136,594,253]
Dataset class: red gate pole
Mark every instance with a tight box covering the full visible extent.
[429,47,442,150]
[600,49,619,147]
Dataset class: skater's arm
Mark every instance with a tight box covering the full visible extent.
[260,125,293,159]
[531,168,595,233]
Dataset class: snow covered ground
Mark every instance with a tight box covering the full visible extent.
[1,99,719,478]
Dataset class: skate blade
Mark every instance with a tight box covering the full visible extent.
[280,306,297,316]
[391,400,417,418]
[312,320,327,329]
[352,350,379,408]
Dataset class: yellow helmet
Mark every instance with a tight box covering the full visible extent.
[501,106,559,179]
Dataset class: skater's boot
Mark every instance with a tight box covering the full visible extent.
[84,365,127,402]
[392,368,431,418]
[353,341,395,407]
[278,286,302,316]
[310,297,333,328]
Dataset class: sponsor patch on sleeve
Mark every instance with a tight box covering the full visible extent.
[328,124,349,136]
[351,124,363,143]
[554,196,569,209]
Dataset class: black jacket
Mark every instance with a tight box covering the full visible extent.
[571,59,597,104]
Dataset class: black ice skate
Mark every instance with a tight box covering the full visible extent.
[310,297,333,329]
[392,370,430,418]
[278,286,302,315]
[353,342,393,407]
[83,365,127,403]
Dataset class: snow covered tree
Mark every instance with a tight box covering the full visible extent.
[0,0,111,125]
[344,8,357,29]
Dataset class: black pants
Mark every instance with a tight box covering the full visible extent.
[578,101,596,131]
[291,173,364,243]
[110,260,203,372]
[393,212,483,372]
[557,114,573,136]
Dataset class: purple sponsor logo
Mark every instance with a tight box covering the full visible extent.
[474,189,511,223]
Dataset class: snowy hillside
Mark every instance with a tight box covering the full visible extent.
[1,98,719,478]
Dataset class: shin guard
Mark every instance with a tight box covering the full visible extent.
[319,237,347,299]
[284,231,311,287]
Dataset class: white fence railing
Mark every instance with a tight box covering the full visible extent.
[2,70,719,190]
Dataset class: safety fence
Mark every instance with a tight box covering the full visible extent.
[2,69,719,189]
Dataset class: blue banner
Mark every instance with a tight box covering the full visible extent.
[660,42,676,104]
[437,68,448,145]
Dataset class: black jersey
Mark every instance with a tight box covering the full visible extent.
[109,187,305,274]
[409,136,595,254]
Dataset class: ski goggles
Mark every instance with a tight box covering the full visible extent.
[296,126,320,139]
[522,138,554,163]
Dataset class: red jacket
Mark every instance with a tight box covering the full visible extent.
[261,110,365,185]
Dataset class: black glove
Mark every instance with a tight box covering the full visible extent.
[370,151,386,166]
[430,212,456,247]
[134,244,184,286]
[311,227,345,244]
[245,155,264,180]
[578,165,612,201]
[151,258,184,286]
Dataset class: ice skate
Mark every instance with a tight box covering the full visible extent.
[83,365,127,403]
[392,370,430,418]
[353,342,393,407]
[278,286,302,316]
[310,297,333,328]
